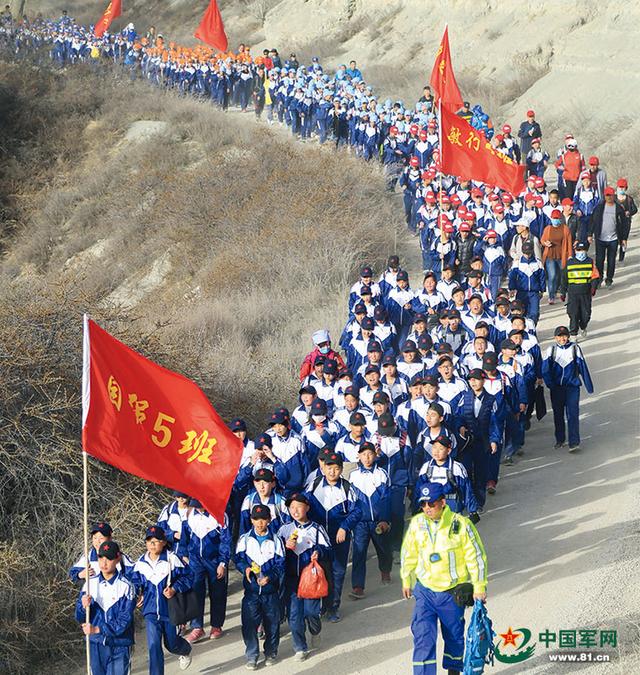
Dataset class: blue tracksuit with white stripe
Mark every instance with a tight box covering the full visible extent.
[349,464,393,589]
[157,500,190,560]
[75,571,136,675]
[508,255,546,323]
[69,547,134,584]
[414,456,478,515]
[239,490,291,536]
[235,529,286,663]
[271,431,310,494]
[131,551,192,674]
[542,341,594,447]
[308,476,362,612]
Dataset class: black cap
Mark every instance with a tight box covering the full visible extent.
[575,241,588,251]
[397,269,409,282]
[374,305,387,320]
[350,411,367,426]
[413,313,428,324]
[501,338,517,350]
[254,467,275,482]
[402,340,418,353]
[360,286,372,296]
[508,329,524,337]
[323,360,338,375]
[172,490,190,498]
[448,309,461,319]
[410,374,423,386]
[372,391,390,405]
[359,441,376,454]
[251,504,272,520]
[286,492,310,507]
[299,384,317,396]
[98,541,121,560]
[554,325,570,336]
[255,433,273,449]
[483,353,498,368]
[230,418,247,432]
[367,341,382,353]
[496,297,510,307]
[361,317,375,331]
[344,385,359,399]
[467,368,486,380]
[388,255,400,267]
[91,521,113,537]
[313,354,326,366]
[382,354,396,366]
[323,452,343,466]
[522,241,534,254]
[311,398,328,415]
[433,434,452,449]
[428,402,445,417]
[475,320,489,329]
[354,302,367,315]
[365,364,381,375]
[422,374,439,386]
[145,525,166,541]
[377,412,396,436]
[417,334,433,350]
[436,342,452,354]
[269,411,289,426]
[451,286,464,295]
[468,270,483,279]
[361,265,373,277]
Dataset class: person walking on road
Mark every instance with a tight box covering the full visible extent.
[401,482,487,675]
[517,109,542,163]
[559,241,599,339]
[589,186,627,287]
[542,326,594,452]
[615,178,637,262]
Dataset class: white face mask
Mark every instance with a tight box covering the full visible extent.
[575,251,587,261]
[617,189,626,196]
[312,415,326,424]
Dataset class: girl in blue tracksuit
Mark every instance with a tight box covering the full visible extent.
[349,441,392,595]
[235,505,286,669]
[182,500,231,641]
[479,231,507,300]
[130,526,193,675]
[508,243,546,323]
[307,452,362,621]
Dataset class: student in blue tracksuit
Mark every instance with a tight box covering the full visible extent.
[453,369,501,509]
[131,526,193,675]
[235,504,286,670]
[307,452,362,622]
[542,325,594,451]
[508,240,546,323]
[239,467,291,536]
[348,441,392,597]
[182,500,231,643]
[156,492,191,562]
[414,435,479,521]
[268,411,310,495]
[479,230,507,300]
[69,521,134,584]
[277,493,332,662]
[75,541,136,675]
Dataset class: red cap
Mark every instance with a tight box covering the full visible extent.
[489,193,500,202]
[390,126,398,135]
[485,229,498,238]
[495,134,504,142]
[460,223,472,232]
[534,177,545,187]
[588,155,599,165]
[604,186,615,196]
[580,170,591,180]
[527,109,535,117]
[456,206,467,216]
[534,195,544,208]
[443,223,455,234]
[531,137,541,144]
[494,204,505,214]
[525,192,536,201]
[428,120,437,128]
[464,212,476,221]
[410,156,420,167]
[438,214,450,226]
[425,192,436,203]
[502,124,511,133]
[471,188,483,198]
[561,198,573,206]
[550,209,562,219]
[410,124,419,134]
[440,195,451,204]
[419,130,428,140]
[501,193,513,203]
[617,178,628,188]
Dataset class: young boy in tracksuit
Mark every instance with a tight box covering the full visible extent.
[157,491,191,561]
[75,541,136,675]
[277,493,332,662]
[182,499,231,643]
[131,526,193,674]
[508,240,546,323]
[413,435,480,522]
[307,452,362,622]
[542,325,594,451]
[239,467,291,536]
[235,504,286,670]
[69,521,134,583]
[348,441,393,598]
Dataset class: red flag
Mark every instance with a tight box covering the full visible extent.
[439,103,526,195]
[194,0,228,52]
[94,0,122,38]
[82,317,242,522]
[429,26,464,114]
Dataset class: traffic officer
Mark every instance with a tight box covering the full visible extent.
[559,241,599,339]
[401,482,487,675]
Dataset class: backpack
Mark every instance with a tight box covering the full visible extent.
[550,344,579,380]
[426,462,462,506]
[463,600,496,674]
[311,475,351,511]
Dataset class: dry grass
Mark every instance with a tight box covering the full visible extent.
[0,55,406,673]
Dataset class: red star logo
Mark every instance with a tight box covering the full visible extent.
[500,627,521,648]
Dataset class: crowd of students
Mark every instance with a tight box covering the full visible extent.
[2,9,634,675]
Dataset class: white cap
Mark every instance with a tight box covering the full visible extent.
[312,329,330,346]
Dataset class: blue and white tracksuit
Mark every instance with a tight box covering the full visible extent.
[69,547,134,584]
[157,501,190,561]
[239,490,291,536]
[508,256,546,323]
[414,456,478,514]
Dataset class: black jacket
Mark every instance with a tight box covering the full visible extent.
[589,201,628,241]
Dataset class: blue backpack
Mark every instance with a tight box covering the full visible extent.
[463,600,496,674]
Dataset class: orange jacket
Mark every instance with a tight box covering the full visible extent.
[541,224,573,267]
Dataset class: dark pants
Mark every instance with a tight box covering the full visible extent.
[88,642,131,675]
[460,441,489,508]
[241,592,281,662]
[564,180,577,200]
[191,561,228,630]
[145,617,191,675]
[390,485,407,551]
[411,582,465,674]
[351,521,393,589]
[567,293,592,334]
[286,587,321,654]
[595,239,618,283]
[325,538,350,612]
[550,385,581,447]
[515,290,540,323]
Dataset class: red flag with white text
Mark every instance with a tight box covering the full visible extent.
[194,0,228,52]
[429,26,464,114]
[81,317,242,521]
[94,0,122,38]
[439,103,526,195]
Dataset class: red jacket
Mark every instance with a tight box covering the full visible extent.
[555,150,585,182]
[299,347,345,382]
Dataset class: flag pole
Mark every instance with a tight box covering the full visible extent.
[438,98,445,274]
[81,314,91,675]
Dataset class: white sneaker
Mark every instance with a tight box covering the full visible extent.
[179,654,192,670]
[294,651,308,662]
[581,328,588,339]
